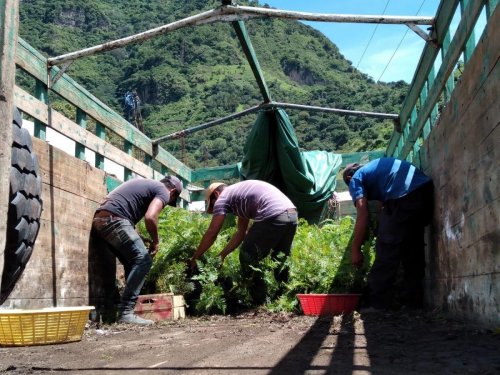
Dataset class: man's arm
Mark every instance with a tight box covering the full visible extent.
[219,217,249,262]
[352,197,369,268]
[144,197,165,256]
[190,214,226,267]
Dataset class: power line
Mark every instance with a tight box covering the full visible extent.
[356,0,391,69]
[377,0,427,82]
[376,28,410,82]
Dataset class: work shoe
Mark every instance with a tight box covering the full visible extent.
[117,313,154,325]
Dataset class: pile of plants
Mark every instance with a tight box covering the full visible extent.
[138,207,374,315]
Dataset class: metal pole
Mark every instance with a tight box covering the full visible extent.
[152,102,399,144]
[266,102,399,120]
[47,8,221,66]
[224,5,434,25]
[152,104,264,144]
[232,20,271,102]
[47,5,434,66]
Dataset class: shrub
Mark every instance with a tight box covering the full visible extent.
[138,207,375,315]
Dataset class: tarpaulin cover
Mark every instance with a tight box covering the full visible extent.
[239,108,342,223]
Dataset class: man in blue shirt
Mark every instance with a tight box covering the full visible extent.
[343,157,433,310]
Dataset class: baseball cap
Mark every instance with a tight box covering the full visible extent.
[161,175,183,194]
[205,182,225,214]
[342,163,361,185]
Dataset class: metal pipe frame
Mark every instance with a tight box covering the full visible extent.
[267,102,399,120]
[152,104,264,144]
[47,4,435,66]
[47,8,220,66]
[152,102,399,144]
[225,5,434,25]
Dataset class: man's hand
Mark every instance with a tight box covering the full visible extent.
[351,197,368,269]
[351,246,364,268]
[189,257,197,271]
[219,252,227,269]
[149,241,159,257]
[140,235,151,245]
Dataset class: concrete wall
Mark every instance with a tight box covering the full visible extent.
[421,7,499,327]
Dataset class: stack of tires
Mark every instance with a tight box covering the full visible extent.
[1,108,43,304]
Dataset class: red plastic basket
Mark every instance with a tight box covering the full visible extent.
[297,294,361,316]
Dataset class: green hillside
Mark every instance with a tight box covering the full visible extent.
[19,0,407,168]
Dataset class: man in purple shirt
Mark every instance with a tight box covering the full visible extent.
[92,175,183,325]
[190,180,298,305]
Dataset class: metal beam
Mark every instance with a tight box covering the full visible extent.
[268,102,399,120]
[153,101,399,144]
[152,104,264,144]
[225,5,434,25]
[50,61,73,86]
[47,4,435,66]
[232,20,271,102]
[406,23,436,45]
[47,8,220,66]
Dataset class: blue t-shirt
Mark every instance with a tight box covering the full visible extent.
[98,178,170,224]
[348,157,431,203]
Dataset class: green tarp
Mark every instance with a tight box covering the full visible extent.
[239,108,342,223]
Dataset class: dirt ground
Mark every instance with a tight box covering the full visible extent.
[1,309,499,375]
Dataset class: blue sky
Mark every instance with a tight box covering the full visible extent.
[262,0,440,83]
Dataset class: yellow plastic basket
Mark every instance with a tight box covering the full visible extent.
[0,306,95,346]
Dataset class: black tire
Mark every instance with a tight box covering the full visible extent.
[1,108,43,304]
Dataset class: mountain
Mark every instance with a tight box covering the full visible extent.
[18,0,408,168]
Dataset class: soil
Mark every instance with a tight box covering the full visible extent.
[1,309,499,375]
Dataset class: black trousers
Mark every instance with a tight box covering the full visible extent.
[239,210,298,305]
[369,182,434,309]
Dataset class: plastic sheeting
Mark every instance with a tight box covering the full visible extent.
[239,108,342,223]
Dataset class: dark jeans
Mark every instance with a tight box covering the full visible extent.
[369,182,434,309]
[239,210,298,305]
[92,216,152,313]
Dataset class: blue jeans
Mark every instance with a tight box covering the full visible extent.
[92,216,152,313]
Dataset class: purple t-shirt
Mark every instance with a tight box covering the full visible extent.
[98,178,170,224]
[212,180,295,221]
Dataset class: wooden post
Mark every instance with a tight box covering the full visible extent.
[124,140,132,181]
[75,108,87,160]
[486,0,498,18]
[442,32,455,101]
[460,0,476,64]
[34,80,47,140]
[0,0,19,293]
[95,122,105,170]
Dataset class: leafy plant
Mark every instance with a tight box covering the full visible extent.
[191,256,227,315]
[286,217,374,295]
[155,261,194,295]
[138,208,375,315]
